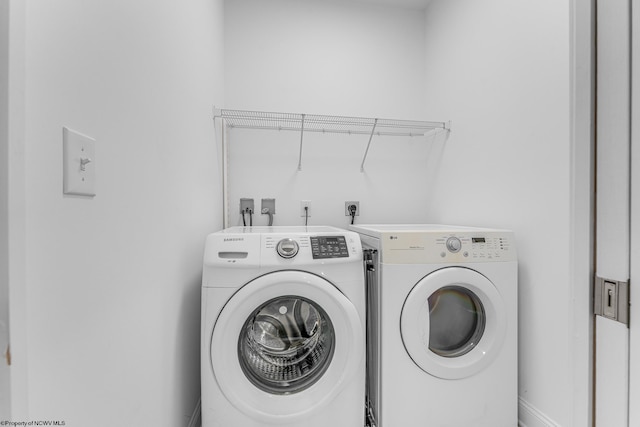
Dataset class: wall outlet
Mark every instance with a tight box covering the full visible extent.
[240,198,254,213]
[261,198,276,214]
[300,200,311,217]
[345,201,360,216]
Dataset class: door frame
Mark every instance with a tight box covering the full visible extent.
[569,0,596,426]
[629,2,640,425]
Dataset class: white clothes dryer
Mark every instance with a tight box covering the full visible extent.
[350,224,517,427]
[201,226,366,427]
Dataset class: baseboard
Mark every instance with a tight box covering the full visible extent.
[518,397,561,427]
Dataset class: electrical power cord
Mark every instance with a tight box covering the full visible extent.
[348,204,357,225]
[304,206,309,226]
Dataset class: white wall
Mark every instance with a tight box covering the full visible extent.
[6,0,28,417]
[224,0,443,227]
[8,0,225,425]
[225,0,427,118]
[1,0,11,417]
[422,1,575,426]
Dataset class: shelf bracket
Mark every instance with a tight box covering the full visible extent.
[298,114,306,171]
[220,117,229,229]
[360,118,378,172]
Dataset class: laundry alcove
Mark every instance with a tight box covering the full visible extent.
[215,108,450,228]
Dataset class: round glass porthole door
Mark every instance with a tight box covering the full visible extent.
[210,270,364,422]
[401,267,506,379]
[238,296,336,394]
[428,286,485,358]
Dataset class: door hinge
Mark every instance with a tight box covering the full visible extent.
[594,276,629,326]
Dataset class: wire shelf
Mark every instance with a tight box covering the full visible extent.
[213,108,451,171]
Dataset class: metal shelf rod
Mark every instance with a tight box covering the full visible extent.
[298,114,305,171]
[213,108,450,171]
[360,119,379,173]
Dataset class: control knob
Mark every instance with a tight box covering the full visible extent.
[446,237,462,253]
[276,238,299,259]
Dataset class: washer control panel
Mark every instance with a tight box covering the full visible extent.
[262,233,358,262]
[276,238,299,259]
[310,236,349,259]
[205,227,362,267]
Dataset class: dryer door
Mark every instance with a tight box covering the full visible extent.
[210,270,364,423]
[400,267,506,379]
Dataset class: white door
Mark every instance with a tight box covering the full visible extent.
[595,1,631,425]
[630,2,640,426]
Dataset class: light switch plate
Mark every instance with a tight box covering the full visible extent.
[63,127,96,197]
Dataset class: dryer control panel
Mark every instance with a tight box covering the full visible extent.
[376,230,516,264]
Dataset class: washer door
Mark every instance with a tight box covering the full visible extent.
[211,270,364,423]
[400,267,506,379]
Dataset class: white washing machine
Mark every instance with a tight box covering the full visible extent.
[350,224,517,427]
[201,226,366,427]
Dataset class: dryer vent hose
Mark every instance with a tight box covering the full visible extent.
[261,208,274,226]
